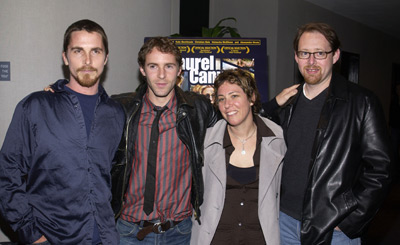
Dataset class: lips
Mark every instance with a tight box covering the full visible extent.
[305,66,320,74]
[77,67,97,73]
[156,83,168,87]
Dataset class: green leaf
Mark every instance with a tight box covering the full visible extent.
[213,17,237,29]
[202,27,213,37]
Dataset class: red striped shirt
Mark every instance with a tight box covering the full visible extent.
[121,91,192,222]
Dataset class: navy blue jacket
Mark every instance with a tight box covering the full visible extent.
[0,79,125,244]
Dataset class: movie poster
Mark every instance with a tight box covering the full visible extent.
[168,37,268,103]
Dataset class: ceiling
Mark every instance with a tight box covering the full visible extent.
[305,0,400,40]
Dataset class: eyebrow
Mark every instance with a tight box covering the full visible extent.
[70,46,104,51]
[146,62,177,66]
[218,91,240,96]
[298,48,325,52]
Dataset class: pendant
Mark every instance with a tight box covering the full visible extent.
[241,150,246,155]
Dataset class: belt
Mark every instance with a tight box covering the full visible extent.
[135,220,182,241]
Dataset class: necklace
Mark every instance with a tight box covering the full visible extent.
[228,125,257,155]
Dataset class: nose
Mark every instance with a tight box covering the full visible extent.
[158,67,166,79]
[224,98,232,109]
[307,55,316,65]
[85,53,92,65]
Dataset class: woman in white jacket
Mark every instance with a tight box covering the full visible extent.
[190,69,286,245]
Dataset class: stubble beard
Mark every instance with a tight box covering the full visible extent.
[147,77,176,98]
[149,84,175,98]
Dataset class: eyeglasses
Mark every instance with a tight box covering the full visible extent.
[296,50,333,60]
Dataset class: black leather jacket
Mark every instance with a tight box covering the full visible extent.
[110,84,217,223]
[264,74,392,244]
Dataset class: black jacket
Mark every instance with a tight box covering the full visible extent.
[264,74,392,244]
[110,84,218,223]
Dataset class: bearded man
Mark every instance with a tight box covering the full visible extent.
[263,22,392,244]
[0,19,124,244]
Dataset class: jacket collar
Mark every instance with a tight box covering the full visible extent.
[328,73,349,102]
[205,116,279,150]
[174,85,195,108]
[51,79,109,101]
[134,83,194,109]
[286,72,349,107]
[204,119,227,149]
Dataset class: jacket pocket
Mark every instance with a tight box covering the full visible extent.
[342,189,358,212]
[330,189,358,218]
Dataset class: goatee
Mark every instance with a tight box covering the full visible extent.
[76,67,99,88]
[303,66,321,85]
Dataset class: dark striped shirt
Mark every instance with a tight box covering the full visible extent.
[121,92,192,222]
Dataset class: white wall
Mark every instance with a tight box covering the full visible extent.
[0,0,179,242]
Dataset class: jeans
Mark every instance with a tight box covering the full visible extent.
[117,218,192,245]
[279,211,361,245]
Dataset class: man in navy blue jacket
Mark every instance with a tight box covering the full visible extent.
[0,19,124,244]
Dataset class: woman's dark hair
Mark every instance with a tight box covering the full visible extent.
[213,68,261,114]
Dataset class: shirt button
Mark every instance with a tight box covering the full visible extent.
[238,222,242,227]
[240,202,244,206]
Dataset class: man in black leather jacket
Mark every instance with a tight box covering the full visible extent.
[111,37,217,244]
[263,23,392,244]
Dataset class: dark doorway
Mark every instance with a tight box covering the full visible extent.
[180,0,209,36]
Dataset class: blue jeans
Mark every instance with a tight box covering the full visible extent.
[279,211,361,245]
[117,218,192,245]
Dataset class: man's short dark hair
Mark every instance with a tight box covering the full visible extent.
[137,37,182,68]
[293,22,341,52]
[63,19,108,55]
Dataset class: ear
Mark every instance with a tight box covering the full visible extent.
[104,54,109,65]
[294,51,300,64]
[62,52,69,66]
[250,92,256,105]
[333,49,341,64]
[139,66,146,77]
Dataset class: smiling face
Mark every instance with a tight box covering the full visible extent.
[140,48,182,107]
[62,30,108,91]
[217,82,254,127]
[295,31,340,88]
